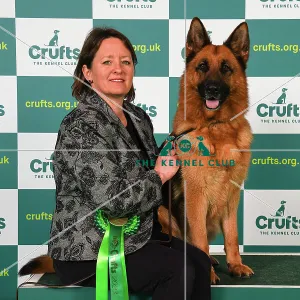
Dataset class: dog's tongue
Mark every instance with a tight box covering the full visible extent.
[206,100,219,109]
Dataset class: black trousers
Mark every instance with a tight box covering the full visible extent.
[53,223,211,300]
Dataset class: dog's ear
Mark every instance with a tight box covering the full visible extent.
[186,17,211,58]
[224,22,250,68]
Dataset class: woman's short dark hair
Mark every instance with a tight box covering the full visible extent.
[72,27,138,102]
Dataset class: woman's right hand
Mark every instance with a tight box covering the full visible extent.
[154,142,180,185]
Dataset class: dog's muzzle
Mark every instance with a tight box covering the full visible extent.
[198,80,230,111]
[205,83,221,110]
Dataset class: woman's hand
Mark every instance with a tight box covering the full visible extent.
[154,142,180,185]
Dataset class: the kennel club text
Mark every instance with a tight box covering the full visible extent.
[108,0,155,8]
[136,159,235,167]
[261,0,300,8]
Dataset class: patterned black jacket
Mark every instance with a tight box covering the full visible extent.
[47,90,163,261]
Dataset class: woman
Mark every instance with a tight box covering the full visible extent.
[47,27,211,299]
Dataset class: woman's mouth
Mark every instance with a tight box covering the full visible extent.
[110,79,124,82]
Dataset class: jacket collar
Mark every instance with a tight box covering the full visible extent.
[79,90,155,169]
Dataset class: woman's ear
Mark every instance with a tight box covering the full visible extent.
[82,64,92,82]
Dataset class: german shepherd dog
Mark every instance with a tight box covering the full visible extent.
[158,17,254,284]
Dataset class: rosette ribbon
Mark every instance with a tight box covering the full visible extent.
[94,210,140,300]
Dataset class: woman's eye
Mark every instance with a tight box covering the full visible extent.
[103,60,111,65]
[122,60,131,65]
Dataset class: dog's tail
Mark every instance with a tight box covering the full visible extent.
[18,255,55,276]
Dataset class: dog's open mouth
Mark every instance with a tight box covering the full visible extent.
[205,98,221,111]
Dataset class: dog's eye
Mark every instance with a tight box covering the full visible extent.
[221,63,232,74]
[196,62,209,73]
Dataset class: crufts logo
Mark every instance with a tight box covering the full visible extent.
[44,29,60,46]
[0,105,5,117]
[256,87,300,123]
[132,101,157,117]
[30,152,54,179]
[256,200,300,235]
[0,217,6,234]
[28,29,80,64]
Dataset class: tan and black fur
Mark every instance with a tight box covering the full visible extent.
[158,17,254,284]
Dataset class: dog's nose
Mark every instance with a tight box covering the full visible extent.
[206,84,220,97]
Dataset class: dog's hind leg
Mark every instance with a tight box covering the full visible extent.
[157,205,182,239]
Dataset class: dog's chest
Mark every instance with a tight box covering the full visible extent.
[179,125,249,191]
[185,126,243,164]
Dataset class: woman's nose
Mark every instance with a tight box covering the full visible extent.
[112,61,122,73]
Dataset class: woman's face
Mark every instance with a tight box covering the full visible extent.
[83,37,134,101]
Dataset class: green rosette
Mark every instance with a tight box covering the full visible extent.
[94,210,140,300]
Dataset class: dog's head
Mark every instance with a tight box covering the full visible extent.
[184,18,250,117]
[280,200,286,205]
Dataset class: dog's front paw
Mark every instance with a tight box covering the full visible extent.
[210,266,220,285]
[227,263,254,278]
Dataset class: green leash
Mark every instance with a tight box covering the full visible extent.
[94,210,140,300]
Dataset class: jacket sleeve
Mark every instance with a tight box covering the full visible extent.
[53,118,163,219]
